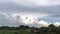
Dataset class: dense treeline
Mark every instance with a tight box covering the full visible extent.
[0,24,60,34]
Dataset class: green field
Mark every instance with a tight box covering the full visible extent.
[0,30,32,34]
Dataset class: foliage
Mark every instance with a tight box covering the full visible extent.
[0,24,60,34]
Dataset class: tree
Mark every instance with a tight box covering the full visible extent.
[48,24,56,31]
[18,25,29,30]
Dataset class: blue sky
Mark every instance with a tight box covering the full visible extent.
[0,0,60,27]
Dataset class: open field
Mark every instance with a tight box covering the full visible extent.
[0,30,32,34]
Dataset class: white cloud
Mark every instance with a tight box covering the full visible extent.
[9,13,50,27]
[38,20,50,27]
[53,22,60,27]
[2,13,49,27]
[0,12,60,27]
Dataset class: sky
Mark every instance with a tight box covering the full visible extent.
[0,0,60,27]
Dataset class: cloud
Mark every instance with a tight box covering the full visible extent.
[53,22,60,27]
[11,0,60,6]
[0,12,60,27]
[0,12,49,27]
[0,0,60,8]
[0,2,59,20]
[6,13,50,27]
[38,20,50,27]
[0,12,8,19]
[0,0,60,27]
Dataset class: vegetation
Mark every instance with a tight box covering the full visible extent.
[0,24,60,34]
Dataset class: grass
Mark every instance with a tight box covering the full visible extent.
[0,30,32,34]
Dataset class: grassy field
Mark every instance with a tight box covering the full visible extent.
[0,30,32,34]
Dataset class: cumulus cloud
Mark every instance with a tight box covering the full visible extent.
[0,12,49,27]
[53,22,60,27]
[38,20,50,27]
[0,12,60,27]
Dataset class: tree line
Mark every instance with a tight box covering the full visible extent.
[0,24,60,34]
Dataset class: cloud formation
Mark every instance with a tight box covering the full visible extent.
[0,12,60,27]
[0,0,60,27]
